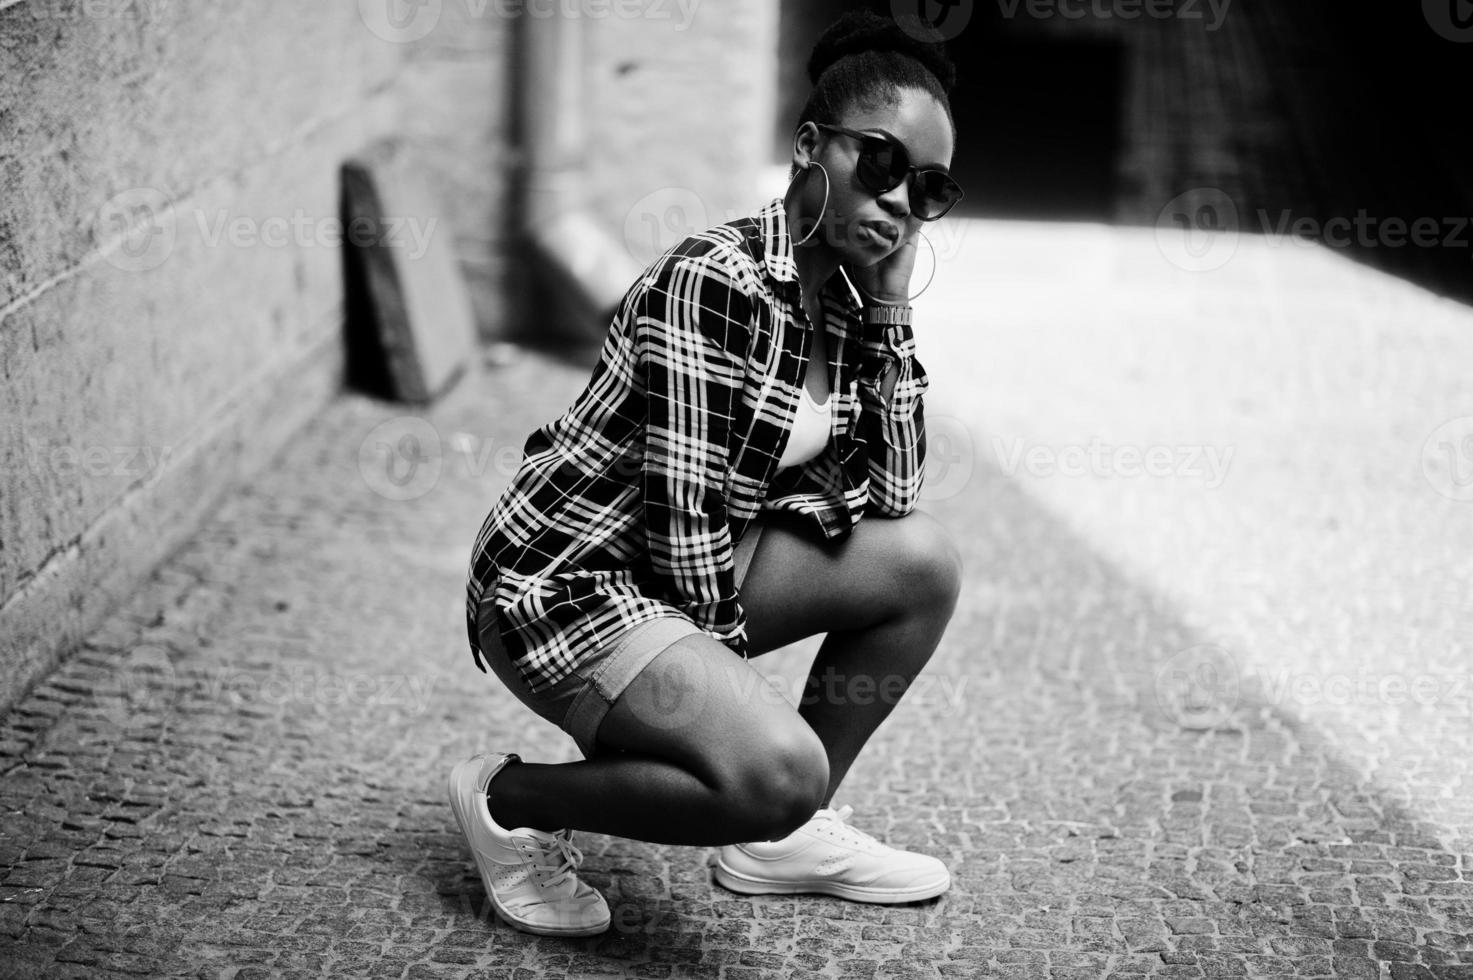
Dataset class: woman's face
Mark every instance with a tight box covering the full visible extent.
[795,88,956,268]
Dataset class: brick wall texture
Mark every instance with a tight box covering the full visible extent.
[0,0,514,711]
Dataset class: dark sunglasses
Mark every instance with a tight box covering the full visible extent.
[816,123,964,221]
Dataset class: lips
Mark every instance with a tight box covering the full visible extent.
[859,221,899,247]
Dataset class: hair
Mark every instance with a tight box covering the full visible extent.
[796,10,957,137]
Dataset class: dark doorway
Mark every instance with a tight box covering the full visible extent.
[949,34,1124,220]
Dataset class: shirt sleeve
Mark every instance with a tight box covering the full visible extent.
[632,250,753,657]
[854,318,930,518]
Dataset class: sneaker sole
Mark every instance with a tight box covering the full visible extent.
[712,855,950,904]
[446,759,610,938]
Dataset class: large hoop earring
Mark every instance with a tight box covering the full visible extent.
[907,229,938,301]
[787,162,831,248]
[847,230,940,304]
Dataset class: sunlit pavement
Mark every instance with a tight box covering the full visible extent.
[3,218,1472,978]
[921,216,1473,827]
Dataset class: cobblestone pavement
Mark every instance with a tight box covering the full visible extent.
[4,222,1473,979]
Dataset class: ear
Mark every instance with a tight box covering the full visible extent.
[791,122,822,171]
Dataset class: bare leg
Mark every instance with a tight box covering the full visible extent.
[738,510,964,805]
[481,509,960,845]
[484,632,830,847]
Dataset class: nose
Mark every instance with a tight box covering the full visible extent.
[876,177,912,219]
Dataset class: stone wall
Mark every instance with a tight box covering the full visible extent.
[580,1,781,268]
[0,0,513,710]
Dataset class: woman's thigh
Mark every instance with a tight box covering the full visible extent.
[739,509,965,657]
[588,510,962,781]
[591,630,828,792]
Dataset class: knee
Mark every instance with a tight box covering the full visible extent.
[889,510,964,615]
[722,724,829,841]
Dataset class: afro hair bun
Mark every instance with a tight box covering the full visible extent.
[807,10,958,93]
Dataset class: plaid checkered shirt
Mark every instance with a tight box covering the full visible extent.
[465,197,931,693]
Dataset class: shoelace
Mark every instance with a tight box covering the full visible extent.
[513,829,583,891]
[814,805,886,850]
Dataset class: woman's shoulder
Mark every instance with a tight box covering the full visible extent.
[613,207,779,362]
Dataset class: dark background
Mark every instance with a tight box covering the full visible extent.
[775,0,1472,303]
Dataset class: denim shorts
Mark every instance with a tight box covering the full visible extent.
[476,516,769,759]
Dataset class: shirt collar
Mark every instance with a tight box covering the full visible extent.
[754,197,863,314]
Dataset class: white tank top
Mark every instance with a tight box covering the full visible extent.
[777,384,832,469]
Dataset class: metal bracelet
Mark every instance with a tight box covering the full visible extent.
[861,304,913,327]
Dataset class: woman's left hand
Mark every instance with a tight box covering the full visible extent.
[848,225,919,305]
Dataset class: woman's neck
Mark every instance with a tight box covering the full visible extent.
[785,193,843,309]
[792,239,842,311]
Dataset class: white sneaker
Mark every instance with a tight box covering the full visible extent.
[446,753,610,936]
[713,804,951,904]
